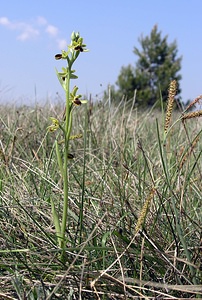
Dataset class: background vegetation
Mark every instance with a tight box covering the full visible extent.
[0,92,201,299]
[105,25,182,108]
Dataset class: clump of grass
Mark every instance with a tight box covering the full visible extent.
[0,78,201,298]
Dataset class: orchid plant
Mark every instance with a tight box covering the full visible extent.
[48,32,88,260]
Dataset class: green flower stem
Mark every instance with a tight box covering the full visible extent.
[61,68,71,251]
[49,32,88,259]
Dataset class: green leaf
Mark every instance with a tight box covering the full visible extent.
[51,199,62,247]
[55,141,64,178]
[102,232,111,247]
[55,68,66,90]
[70,74,78,79]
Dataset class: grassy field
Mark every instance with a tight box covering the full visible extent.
[0,96,201,299]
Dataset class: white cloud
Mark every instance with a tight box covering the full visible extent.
[46,25,58,37]
[17,26,39,41]
[36,16,48,26]
[0,16,39,40]
[0,15,66,48]
[0,17,10,26]
[57,39,67,50]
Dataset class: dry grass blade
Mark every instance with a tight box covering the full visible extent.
[0,293,18,300]
[124,278,202,294]
[179,135,200,169]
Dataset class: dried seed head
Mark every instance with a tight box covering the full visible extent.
[134,188,155,235]
[184,95,202,112]
[182,110,202,120]
[164,80,177,134]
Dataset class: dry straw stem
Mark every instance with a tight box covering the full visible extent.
[182,110,202,120]
[164,80,177,134]
[179,135,200,170]
[135,188,155,235]
[120,278,202,294]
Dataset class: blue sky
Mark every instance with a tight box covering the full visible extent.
[0,0,202,105]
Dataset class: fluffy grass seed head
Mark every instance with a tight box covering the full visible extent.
[135,188,155,235]
[182,110,202,121]
[184,94,202,112]
[164,80,177,134]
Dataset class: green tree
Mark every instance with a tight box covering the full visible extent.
[111,25,182,107]
[104,65,136,103]
[116,64,136,100]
